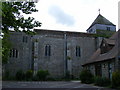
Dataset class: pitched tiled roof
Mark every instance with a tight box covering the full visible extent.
[87,14,116,31]
[104,39,115,45]
[83,30,120,65]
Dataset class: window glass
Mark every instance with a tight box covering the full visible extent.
[107,27,110,31]
[9,49,18,58]
[76,46,81,57]
[23,36,28,43]
[45,45,51,56]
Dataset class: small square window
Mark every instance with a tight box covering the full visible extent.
[107,27,110,31]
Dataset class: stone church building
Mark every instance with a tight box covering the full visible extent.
[4,14,116,79]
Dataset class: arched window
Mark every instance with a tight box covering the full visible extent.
[76,46,81,57]
[45,45,51,56]
[23,36,28,43]
[10,48,18,58]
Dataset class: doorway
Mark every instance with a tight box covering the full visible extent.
[95,64,102,76]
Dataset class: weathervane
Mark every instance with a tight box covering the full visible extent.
[98,9,100,14]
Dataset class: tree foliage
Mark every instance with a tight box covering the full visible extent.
[112,71,120,88]
[2,2,41,64]
[2,2,41,33]
[2,32,11,64]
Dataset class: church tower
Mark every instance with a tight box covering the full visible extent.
[87,14,116,34]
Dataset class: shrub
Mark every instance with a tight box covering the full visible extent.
[47,77,57,81]
[16,70,25,81]
[94,76,111,87]
[36,70,49,81]
[64,71,71,81]
[79,69,94,84]
[3,70,10,80]
[112,71,120,88]
[25,70,33,81]
[32,75,38,81]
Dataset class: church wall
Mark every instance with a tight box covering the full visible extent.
[35,34,65,78]
[4,32,33,76]
[31,30,98,78]
[4,30,99,78]
[67,36,96,78]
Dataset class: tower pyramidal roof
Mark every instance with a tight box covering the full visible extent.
[87,14,116,31]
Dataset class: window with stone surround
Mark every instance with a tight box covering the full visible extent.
[45,45,51,56]
[76,46,81,57]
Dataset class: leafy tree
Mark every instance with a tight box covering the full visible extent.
[2,32,11,64]
[1,2,42,64]
[2,2,41,32]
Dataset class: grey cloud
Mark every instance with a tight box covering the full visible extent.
[48,5,75,26]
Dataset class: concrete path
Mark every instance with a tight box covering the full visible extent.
[2,81,115,90]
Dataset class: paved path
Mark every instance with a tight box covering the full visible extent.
[2,81,115,90]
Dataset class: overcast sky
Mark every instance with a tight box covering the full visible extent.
[29,0,119,32]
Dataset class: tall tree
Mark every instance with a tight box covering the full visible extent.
[1,2,41,64]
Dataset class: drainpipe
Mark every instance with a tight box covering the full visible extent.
[64,32,68,77]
